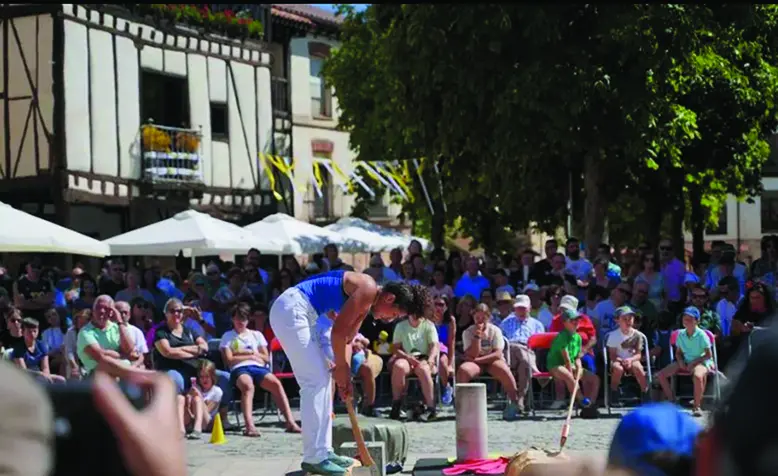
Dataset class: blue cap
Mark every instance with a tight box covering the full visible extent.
[682,306,701,321]
[608,403,702,475]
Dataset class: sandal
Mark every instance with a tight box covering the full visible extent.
[242,428,262,437]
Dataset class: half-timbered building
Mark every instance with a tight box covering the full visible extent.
[0,3,279,240]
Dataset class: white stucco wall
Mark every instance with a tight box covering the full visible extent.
[287,35,399,222]
[61,6,272,196]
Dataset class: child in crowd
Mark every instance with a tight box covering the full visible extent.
[457,303,522,421]
[184,360,223,440]
[547,309,599,410]
[655,307,713,417]
[606,306,649,406]
[12,317,65,383]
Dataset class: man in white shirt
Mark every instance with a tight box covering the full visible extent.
[115,300,147,368]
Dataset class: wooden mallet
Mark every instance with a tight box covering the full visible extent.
[345,398,377,475]
[559,365,584,451]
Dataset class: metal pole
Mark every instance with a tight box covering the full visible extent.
[567,171,573,238]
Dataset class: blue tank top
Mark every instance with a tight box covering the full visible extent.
[295,270,349,315]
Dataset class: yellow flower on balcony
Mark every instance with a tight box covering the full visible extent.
[175,132,201,153]
[142,125,172,152]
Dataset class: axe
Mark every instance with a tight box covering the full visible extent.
[344,398,379,476]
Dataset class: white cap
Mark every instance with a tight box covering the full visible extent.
[560,295,579,312]
[514,294,531,309]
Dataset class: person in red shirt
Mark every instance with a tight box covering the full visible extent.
[549,295,599,412]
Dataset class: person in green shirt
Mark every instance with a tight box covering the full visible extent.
[76,295,140,377]
[547,309,599,410]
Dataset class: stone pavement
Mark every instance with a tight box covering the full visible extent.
[185,406,634,475]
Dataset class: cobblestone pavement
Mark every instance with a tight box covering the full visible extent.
[185,405,649,475]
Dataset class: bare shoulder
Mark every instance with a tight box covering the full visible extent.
[344,272,378,295]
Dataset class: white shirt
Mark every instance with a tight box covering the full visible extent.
[606,328,644,360]
[41,327,64,355]
[219,329,268,370]
[127,324,149,355]
[194,384,223,417]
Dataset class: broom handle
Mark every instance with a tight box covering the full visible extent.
[346,399,376,467]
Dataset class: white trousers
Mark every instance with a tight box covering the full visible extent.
[270,287,333,465]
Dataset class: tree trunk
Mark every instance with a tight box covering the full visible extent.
[583,154,607,256]
[670,179,686,260]
[430,196,446,251]
[689,185,706,261]
[644,196,664,249]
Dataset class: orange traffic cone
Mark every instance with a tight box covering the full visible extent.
[209,413,227,445]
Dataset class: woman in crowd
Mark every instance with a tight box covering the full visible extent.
[637,251,664,309]
[72,274,98,311]
[116,269,154,305]
[537,285,563,330]
[244,265,267,303]
[41,307,65,375]
[270,268,295,304]
[454,294,477,343]
[152,298,231,437]
[220,302,301,436]
[389,310,440,422]
[433,295,456,405]
[446,252,464,285]
[722,281,775,369]
[401,261,421,285]
[592,258,617,290]
[283,256,305,283]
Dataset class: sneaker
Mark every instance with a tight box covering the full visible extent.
[502,402,520,421]
[441,385,454,405]
[692,407,703,418]
[549,400,567,410]
[327,452,357,469]
[185,431,202,440]
[418,406,437,422]
[359,404,378,418]
[389,400,407,420]
[580,406,600,419]
[301,460,348,476]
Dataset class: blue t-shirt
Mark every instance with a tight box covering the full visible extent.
[295,271,348,315]
[12,340,49,371]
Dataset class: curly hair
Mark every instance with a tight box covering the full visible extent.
[383,281,433,319]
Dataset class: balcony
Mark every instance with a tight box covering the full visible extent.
[139,123,205,196]
[271,76,290,117]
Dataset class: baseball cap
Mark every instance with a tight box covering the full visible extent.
[513,294,530,309]
[682,306,701,321]
[615,306,636,319]
[523,283,540,293]
[559,295,578,312]
[608,403,702,476]
[561,308,579,321]
[496,291,513,303]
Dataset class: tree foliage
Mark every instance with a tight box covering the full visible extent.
[326,4,778,254]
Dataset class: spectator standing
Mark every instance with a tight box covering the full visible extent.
[658,239,686,312]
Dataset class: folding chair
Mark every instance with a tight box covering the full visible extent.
[526,332,558,416]
[602,330,652,414]
[669,329,721,404]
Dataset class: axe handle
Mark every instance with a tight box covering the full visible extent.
[345,399,376,467]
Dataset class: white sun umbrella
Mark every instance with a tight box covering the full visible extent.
[105,209,284,256]
[244,213,368,255]
[0,201,111,257]
[325,217,430,253]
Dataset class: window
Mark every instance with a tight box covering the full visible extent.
[762,191,778,233]
[706,203,728,235]
[308,43,332,118]
[311,162,333,219]
[141,71,190,127]
[210,102,228,140]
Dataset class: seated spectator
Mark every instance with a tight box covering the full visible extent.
[656,307,712,417]
[429,266,454,300]
[76,295,138,377]
[115,268,155,306]
[212,268,253,336]
[128,296,154,333]
[537,285,563,329]
[12,317,65,383]
[64,309,90,379]
[40,308,65,375]
[115,301,147,368]
[184,360,223,440]
[454,295,477,343]
[432,295,456,405]
[548,296,599,412]
[677,284,721,336]
[547,309,599,411]
[220,303,300,436]
[500,294,544,414]
[1,307,24,357]
[457,303,522,420]
[72,274,98,311]
[249,302,274,344]
[389,313,439,421]
[153,298,232,433]
[648,311,675,372]
[715,276,740,338]
[606,307,649,406]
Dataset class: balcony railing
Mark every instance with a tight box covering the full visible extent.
[140,123,205,188]
[271,76,290,116]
